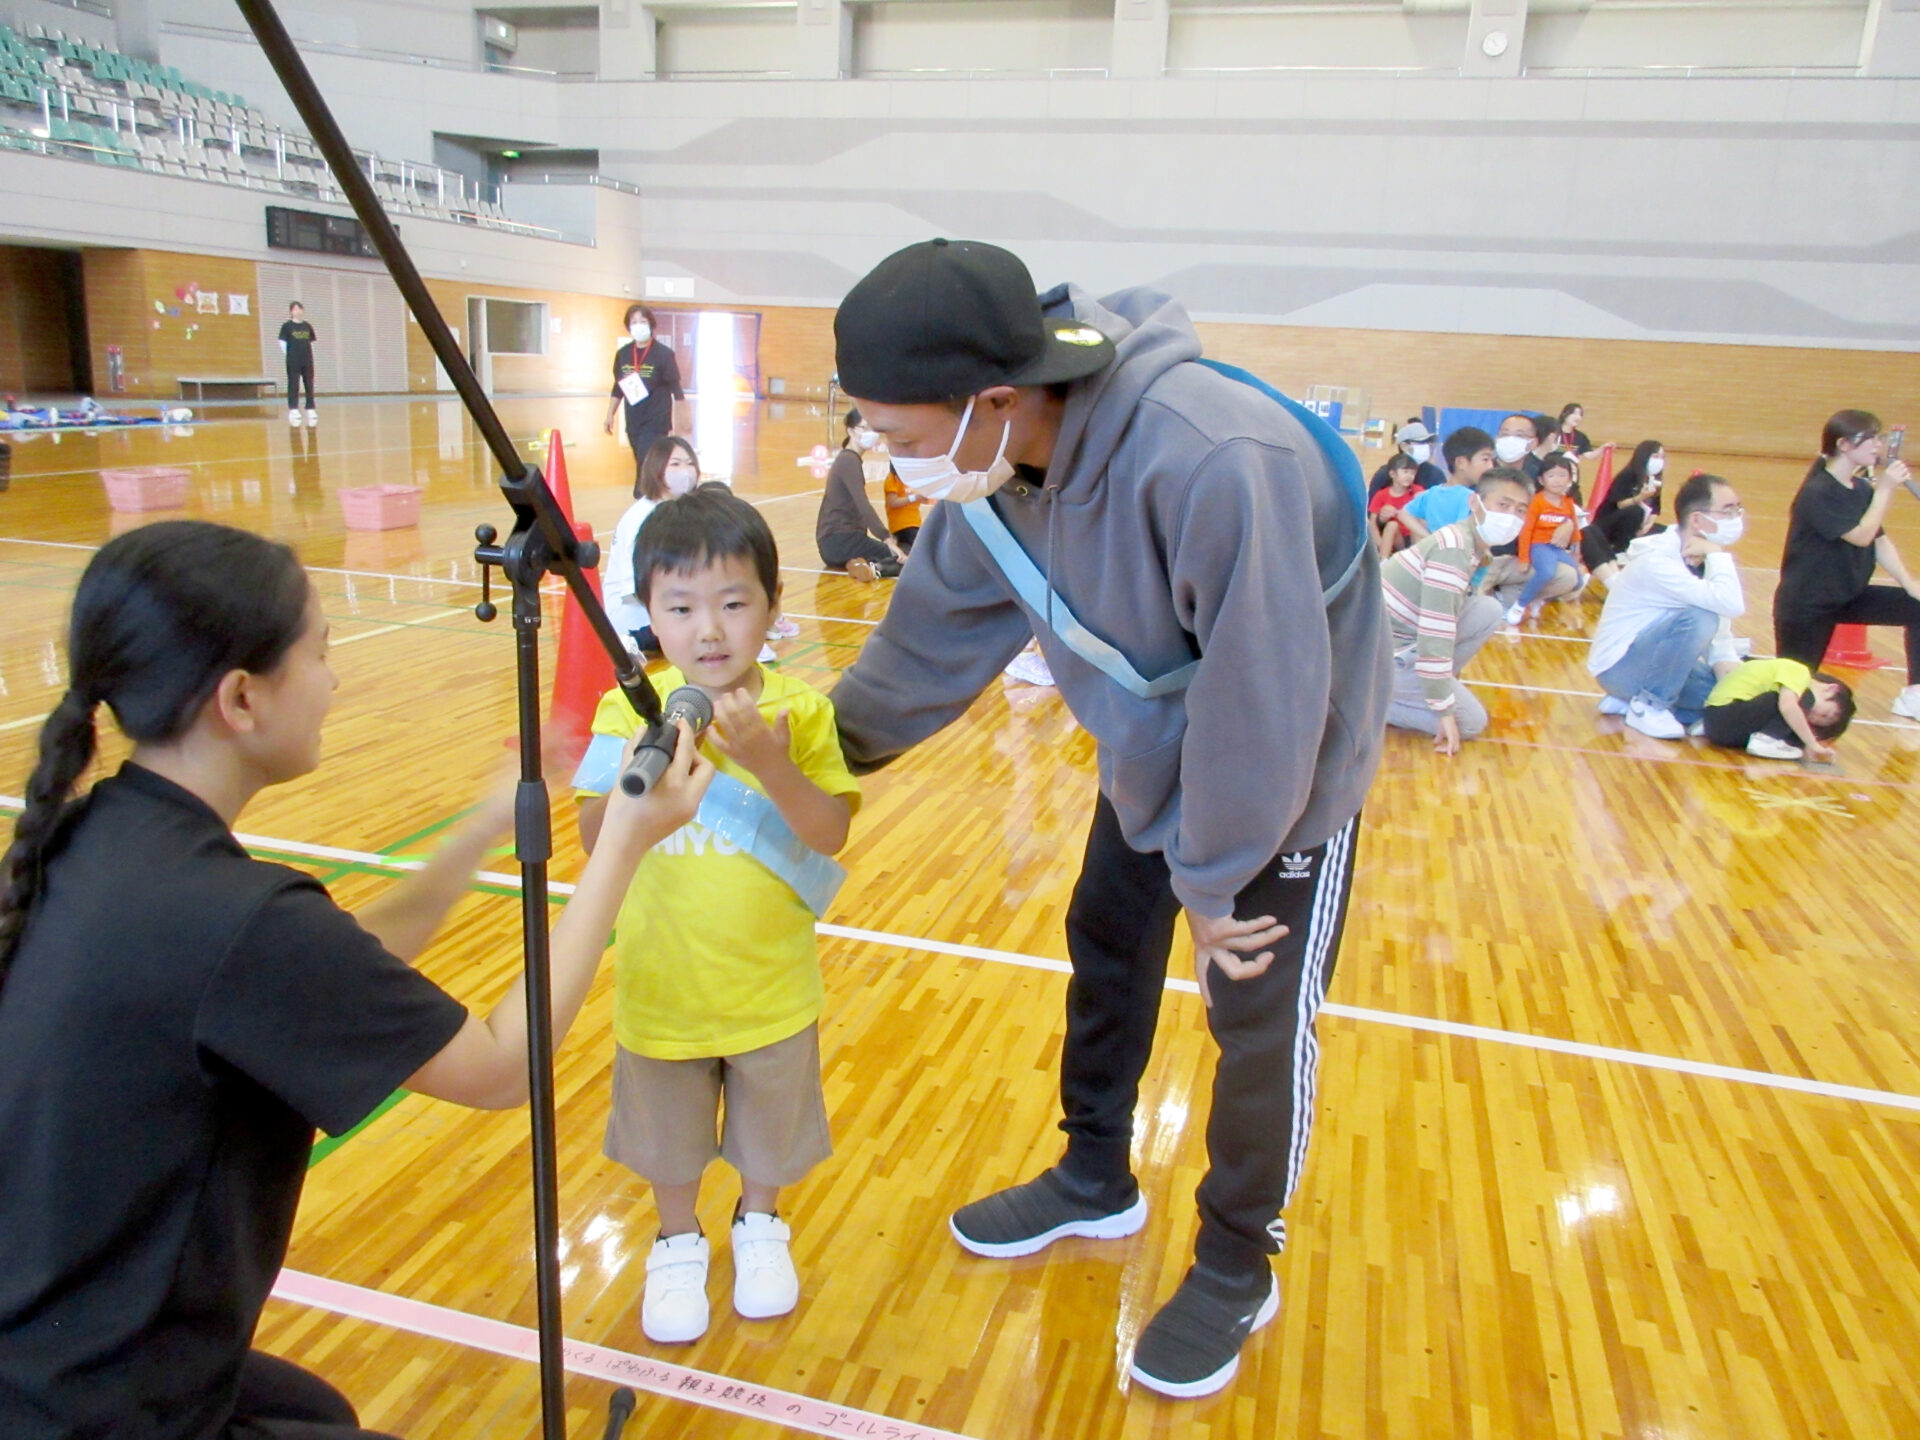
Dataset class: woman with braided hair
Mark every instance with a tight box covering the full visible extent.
[0,521,711,1440]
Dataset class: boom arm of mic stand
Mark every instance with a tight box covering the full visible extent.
[229,0,660,725]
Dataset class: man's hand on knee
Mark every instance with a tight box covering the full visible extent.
[1185,908,1289,1008]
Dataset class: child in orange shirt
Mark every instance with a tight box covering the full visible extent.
[883,470,921,553]
[1506,452,1583,624]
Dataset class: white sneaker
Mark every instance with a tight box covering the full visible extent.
[305,409,318,427]
[288,409,303,428]
[1503,603,1524,626]
[641,1231,710,1343]
[1746,733,1804,760]
[1686,720,1706,737]
[1625,698,1686,740]
[757,643,778,664]
[1893,686,1920,721]
[1597,695,1630,717]
[731,1212,799,1320]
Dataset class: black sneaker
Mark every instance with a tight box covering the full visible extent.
[949,1167,1147,1259]
[1129,1266,1280,1399]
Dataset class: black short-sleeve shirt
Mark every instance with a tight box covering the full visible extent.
[611,339,683,437]
[0,765,467,1440]
[1777,461,1879,615]
[278,319,316,365]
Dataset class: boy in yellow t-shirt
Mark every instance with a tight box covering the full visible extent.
[573,487,859,1346]
[1702,657,1854,761]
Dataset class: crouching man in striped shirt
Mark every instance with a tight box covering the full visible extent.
[1382,466,1534,755]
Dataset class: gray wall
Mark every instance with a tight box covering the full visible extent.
[565,74,1920,351]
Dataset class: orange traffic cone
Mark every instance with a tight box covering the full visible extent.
[1823,623,1886,670]
[548,520,617,750]
[1585,443,1616,513]
[545,430,575,525]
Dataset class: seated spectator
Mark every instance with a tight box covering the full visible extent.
[1773,409,1920,720]
[1580,439,1665,586]
[816,408,905,583]
[1553,403,1599,460]
[1494,413,1539,479]
[1369,454,1421,557]
[1382,470,1532,754]
[883,470,921,554]
[1505,451,1584,625]
[1527,414,1562,481]
[1588,473,1747,740]
[1400,426,1495,540]
[1370,420,1446,496]
[1703,659,1854,762]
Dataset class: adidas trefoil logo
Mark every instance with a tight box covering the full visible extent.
[1276,852,1312,880]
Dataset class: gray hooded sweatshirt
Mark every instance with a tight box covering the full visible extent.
[829,285,1391,918]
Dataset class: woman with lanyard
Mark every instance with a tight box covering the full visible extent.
[602,304,687,487]
[1774,408,1920,719]
[0,521,712,1440]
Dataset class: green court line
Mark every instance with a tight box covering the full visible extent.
[377,805,478,859]
[309,1087,409,1168]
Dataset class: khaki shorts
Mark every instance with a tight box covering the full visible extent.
[604,1024,831,1188]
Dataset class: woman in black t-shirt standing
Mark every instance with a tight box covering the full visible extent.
[0,523,711,1440]
[602,303,687,487]
[1774,409,1920,720]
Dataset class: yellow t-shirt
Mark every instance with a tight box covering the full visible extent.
[581,666,860,1060]
[1707,657,1812,708]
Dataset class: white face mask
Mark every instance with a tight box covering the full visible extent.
[1407,442,1432,464]
[1702,513,1743,546]
[1494,435,1532,464]
[889,395,1015,505]
[1475,509,1525,548]
[1646,455,1665,476]
[629,323,651,344]
[663,461,697,496]
[851,426,879,451]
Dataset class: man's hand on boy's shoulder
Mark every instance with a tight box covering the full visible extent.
[708,689,794,777]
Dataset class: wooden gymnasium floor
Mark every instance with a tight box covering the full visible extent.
[4,397,1919,1440]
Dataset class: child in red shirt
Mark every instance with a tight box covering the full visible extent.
[1368,453,1420,557]
[1506,452,1583,624]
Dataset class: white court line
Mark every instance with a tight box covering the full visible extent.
[271,1269,976,1440]
[331,622,411,647]
[0,535,485,592]
[783,611,880,628]
[1,810,1888,1118]
[0,713,48,734]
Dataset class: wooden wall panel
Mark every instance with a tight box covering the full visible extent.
[0,246,77,395]
[80,248,261,400]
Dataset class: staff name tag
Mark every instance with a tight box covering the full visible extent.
[618,373,648,405]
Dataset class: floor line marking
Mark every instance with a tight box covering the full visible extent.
[0,536,488,592]
[23,813,1888,1119]
[331,622,410,647]
[783,611,880,628]
[270,1269,977,1440]
[0,713,49,734]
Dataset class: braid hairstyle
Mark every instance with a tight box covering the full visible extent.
[0,521,310,987]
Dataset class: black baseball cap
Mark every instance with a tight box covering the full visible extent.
[835,239,1115,405]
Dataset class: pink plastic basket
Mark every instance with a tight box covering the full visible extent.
[339,484,423,531]
[100,467,191,513]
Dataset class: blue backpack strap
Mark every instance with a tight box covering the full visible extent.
[958,499,1199,700]
[695,771,847,919]
[1194,357,1371,604]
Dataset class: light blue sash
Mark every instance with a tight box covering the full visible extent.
[573,737,846,917]
[956,360,1369,701]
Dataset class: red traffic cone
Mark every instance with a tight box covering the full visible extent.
[545,430,575,525]
[548,520,617,750]
[1585,443,1616,513]
[1822,623,1886,670]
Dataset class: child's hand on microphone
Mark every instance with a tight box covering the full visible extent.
[599,719,712,857]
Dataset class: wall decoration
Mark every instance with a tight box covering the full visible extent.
[196,292,220,315]
[228,294,251,316]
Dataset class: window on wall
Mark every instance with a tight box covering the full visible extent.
[484,298,547,355]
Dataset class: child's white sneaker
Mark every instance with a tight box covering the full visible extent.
[1503,603,1524,626]
[1893,685,1920,721]
[305,409,318,427]
[642,1231,710,1343]
[288,409,303,428]
[731,1212,799,1320]
[1746,733,1803,760]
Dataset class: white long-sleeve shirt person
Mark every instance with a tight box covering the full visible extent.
[1588,527,1745,678]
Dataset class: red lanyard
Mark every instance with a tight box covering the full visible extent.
[628,339,654,373]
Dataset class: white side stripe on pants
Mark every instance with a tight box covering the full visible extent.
[1277,815,1358,1249]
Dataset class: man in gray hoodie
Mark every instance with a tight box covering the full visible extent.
[830,240,1390,1398]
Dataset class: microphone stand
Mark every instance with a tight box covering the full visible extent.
[231,3,663,1435]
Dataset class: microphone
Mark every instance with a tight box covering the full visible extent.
[602,1387,636,1440]
[618,685,713,796]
